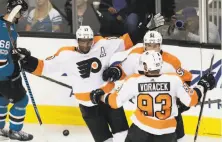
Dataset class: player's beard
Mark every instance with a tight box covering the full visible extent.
[78,46,91,54]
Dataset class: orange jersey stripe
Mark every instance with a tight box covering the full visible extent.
[108,92,118,108]
[189,90,199,106]
[162,51,192,82]
[128,49,192,82]
[93,36,104,44]
[94,34,133,50]
[75,82,115,101]
[135,109,177,129]
[54,46,76,56]
[129,47,144,55]
[182,70,193,82]
[162,52,181,69]
[32,60,44,76]
[120,33,134,50]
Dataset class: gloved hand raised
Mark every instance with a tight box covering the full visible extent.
[145,13,165,30]
[197,73,216,93]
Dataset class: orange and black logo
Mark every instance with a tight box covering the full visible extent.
[76,57,102,78]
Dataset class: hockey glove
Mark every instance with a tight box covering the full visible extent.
[90,89,105,104]
[197,73,216,93]
[12,48,31,61]
[102,66,122,82]
[145,13,165,30]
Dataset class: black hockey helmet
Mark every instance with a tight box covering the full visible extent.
[7,0,28,14]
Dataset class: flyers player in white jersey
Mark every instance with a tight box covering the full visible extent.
[102,31,192,142]
[90,51,216,142]
[15,18,165,142]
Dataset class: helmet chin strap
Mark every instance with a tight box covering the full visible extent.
[7,5,22,23]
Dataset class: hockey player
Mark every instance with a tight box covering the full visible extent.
[102,31,192,141]
[90,51,216,142]
[15,14,164,142]
[0,0,33,141]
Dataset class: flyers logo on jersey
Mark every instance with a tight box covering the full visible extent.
[76,57,102,78]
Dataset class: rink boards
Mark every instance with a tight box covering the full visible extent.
[14,37,222,137]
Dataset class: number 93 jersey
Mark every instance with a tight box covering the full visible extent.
[106,73,199,135]
[0,16,18,80]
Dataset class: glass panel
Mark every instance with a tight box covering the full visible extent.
[80,0,177,36]
[72,0,101,34]
[0,1,7,14]
[16,0,72,33]
[159,0,201,43]
[207,0,221,44]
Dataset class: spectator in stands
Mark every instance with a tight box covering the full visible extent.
[65,0,101,33]
[133,0,175,22]
[25,0,62,32]
[167,7,221,43]
[99,0,139,35]
[127,0,175,39]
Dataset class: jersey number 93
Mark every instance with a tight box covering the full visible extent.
[137,93,172,120]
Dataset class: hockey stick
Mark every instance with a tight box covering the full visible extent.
[194,51,215,142]
[6,23,43,125]
[40,76,74,97]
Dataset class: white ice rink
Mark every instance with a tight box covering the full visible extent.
[1,124,221,142]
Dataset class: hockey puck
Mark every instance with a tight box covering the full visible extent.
[63,130,69,136]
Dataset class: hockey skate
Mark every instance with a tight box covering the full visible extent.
[0,128,9,140]
[9,130,33,141]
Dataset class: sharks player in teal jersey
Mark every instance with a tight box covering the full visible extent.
[0,0,33,141]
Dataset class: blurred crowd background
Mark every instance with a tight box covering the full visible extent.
[0,0,221,44]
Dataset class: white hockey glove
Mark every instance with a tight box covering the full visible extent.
[146,13,165,30]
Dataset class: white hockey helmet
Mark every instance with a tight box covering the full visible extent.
[143,31,162,45]
[139,50,163,72]
[76,26,94,40]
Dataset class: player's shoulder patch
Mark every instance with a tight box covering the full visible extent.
[129,47,144,55]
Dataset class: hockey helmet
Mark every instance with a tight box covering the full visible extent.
[76,26,94,40]
[139,50,163,72]
[143,31,162,45]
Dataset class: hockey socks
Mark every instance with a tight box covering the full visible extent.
[9,95,28,131]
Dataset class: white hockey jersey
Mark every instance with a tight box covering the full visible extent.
[111,46,192,83]
[105,73,201,135]
[31,34,133,106]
